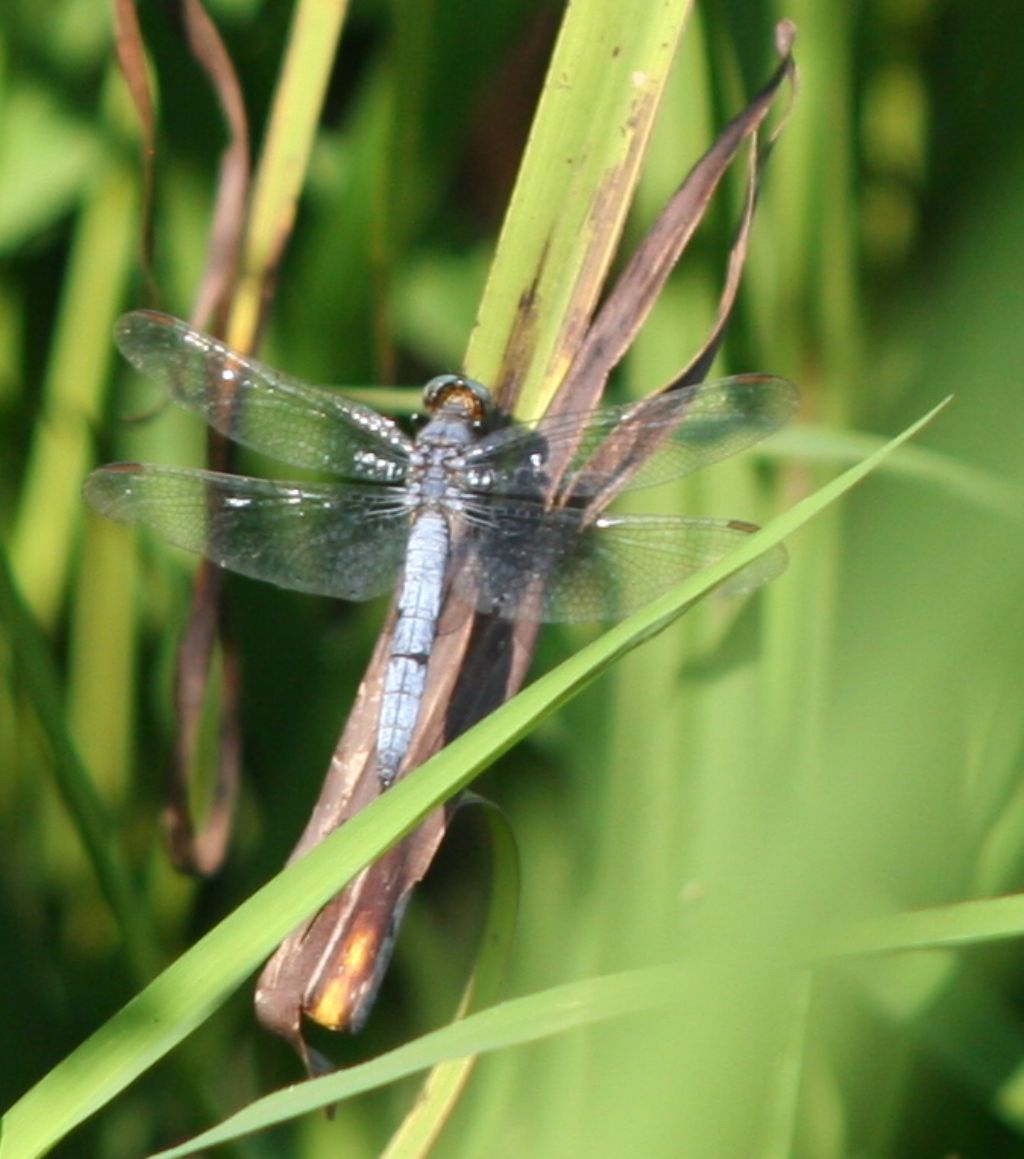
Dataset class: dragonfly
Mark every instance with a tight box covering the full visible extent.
[84,310,798,788]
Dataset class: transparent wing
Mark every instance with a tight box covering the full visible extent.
[462,374,798,500]
[454,505,786,624]
[114,311,414,481]
[83,464,410,600]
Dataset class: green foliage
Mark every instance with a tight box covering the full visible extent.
[2,0,1024,1156]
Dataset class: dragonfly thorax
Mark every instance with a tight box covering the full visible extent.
[403,428,481,514]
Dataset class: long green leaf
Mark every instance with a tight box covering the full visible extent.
[829,891,1024,957]
[227,0,351,346]
[465,0,694,411]
[149,966,680,1158]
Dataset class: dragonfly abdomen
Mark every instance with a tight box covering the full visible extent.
[376,510,451,787]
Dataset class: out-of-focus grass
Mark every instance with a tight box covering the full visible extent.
[2,1,1024,1157]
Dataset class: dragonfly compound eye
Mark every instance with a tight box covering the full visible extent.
[422,374,493,424]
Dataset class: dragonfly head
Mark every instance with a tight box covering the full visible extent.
[422,374,493,427]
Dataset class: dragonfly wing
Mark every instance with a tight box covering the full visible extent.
[454,505,786,624]
[114,311,414,480]
[83,464,409,601]
[462,374,797,499]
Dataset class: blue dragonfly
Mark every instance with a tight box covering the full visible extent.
[84,311,797,787]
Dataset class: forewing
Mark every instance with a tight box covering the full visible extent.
[454,505,786,624]
[114,311,414,480]
[462,374,797,501]
[83,464,409,600]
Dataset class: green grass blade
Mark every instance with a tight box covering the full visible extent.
[8,154,136,625]
[830,892,1024,957]
[465,0,695,410]
[227,0,351,346]
[147,966,680,1158]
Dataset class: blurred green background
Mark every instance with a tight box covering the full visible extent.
[2,0,1024,1155]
